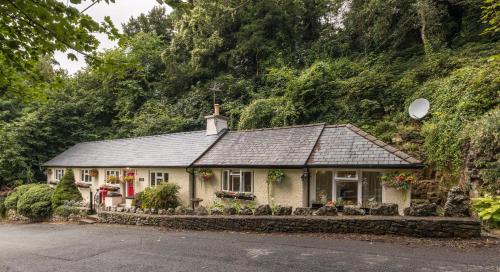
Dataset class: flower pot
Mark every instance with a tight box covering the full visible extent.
[336,205,344,212]
[276,176,284,184]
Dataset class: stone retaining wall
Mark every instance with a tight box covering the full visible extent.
[98,212,481,238]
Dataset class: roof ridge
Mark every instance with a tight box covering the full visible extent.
[78,130,207,145]
[345,124,422,164]
[324,124,348,128]
[232,123,326,133]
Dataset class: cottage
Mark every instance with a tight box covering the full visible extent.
[43,105,423,214]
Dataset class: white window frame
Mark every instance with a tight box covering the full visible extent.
[311,169,387,207]
[335,170,358,180]
[81,169,92,183]
[55,169,65,182]
[221,169,253,193]
[105,169,120,182]
[149,171,169,187]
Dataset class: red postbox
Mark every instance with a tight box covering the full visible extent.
[101,188,108,206]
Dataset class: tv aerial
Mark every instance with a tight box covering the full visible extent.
[408,98,430,120]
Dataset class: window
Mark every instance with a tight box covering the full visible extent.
[55,169,65,181]
[81,169,92,183]
[150,171,168,187]
[222,170,252,193]
[336,181,358,205]
[105,170,120,182]
[335,171,357,180]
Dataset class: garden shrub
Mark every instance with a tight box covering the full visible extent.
[0,199,6,218]
[140,183,180,210]
[4,184,36,210]
[54,205,81,218]
[472,196,500,229]
[17,184,54,220]
[51,169,82,209]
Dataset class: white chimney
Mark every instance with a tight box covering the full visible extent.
[205,104,228,135]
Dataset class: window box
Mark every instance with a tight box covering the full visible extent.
[75,182,91,188]
[215,191,255,201]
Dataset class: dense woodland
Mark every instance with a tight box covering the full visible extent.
[0,0,498,195]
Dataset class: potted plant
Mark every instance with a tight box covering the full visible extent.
[336,197,344,212]
[90,169,99,178]
[198,168,214,182]
[267,169,285,184]
[214,191,255,201]
[381,172,416,201]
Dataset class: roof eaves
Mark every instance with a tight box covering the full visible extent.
[345,124,422,165]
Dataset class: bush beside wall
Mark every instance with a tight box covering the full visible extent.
[4,184,35,210]
[139,183,180,210]
[51,169,82,209]
[16,184,54,220]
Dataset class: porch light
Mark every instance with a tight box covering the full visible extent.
[301,169,310,182]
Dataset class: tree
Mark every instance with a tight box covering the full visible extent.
[51,169,83,209]
[0,0,118,98]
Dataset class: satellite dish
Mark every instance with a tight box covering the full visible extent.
[408,98,430,120]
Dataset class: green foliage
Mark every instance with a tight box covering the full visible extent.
[51,169,83,209]
[238,97,297,130]
[482,0,500,35]
[380,172,417,191]
[472,196,500,228]
[0,0,498,191]
[53,204,82,218]
[0,199,6,218]
[267,169,285,184]
[140,183,180,210]
[0,0,118,99]
[467,108,500,194]
[4,184,34,210]
[16,184,54,220]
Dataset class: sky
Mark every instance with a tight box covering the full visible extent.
[54,0,172,74]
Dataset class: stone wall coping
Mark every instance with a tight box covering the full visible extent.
[98,211,479,223]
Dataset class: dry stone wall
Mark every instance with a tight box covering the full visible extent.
[98,212,480,238]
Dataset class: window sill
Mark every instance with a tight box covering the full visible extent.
[215,191,255,200]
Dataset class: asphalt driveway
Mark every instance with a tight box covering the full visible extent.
[0,223,498,272]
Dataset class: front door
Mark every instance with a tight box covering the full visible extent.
[125,171,135,197]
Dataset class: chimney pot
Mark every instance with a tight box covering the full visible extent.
[214,104,220,116]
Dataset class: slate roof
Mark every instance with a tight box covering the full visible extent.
[192,124,325,167]
[42,130,223,168]
[43,123,422,169]
[306,124,421,168]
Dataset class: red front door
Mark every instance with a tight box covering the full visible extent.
[127,181,134,197]
[125,172,135,197]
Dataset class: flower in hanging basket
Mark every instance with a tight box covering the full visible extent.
[105,175,120,184]
[267,169,285,184]
[380,172,416,191]
[90,169,99,178]
[198,168,214,182]
[123,175,134,183]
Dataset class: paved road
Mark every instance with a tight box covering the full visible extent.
[0,223,498,272]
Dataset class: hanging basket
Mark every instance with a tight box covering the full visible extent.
[90,169,99,178]
[198,168,214,182]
